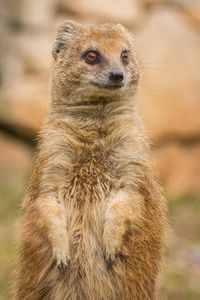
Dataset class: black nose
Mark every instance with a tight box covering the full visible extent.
[109,70,124,81]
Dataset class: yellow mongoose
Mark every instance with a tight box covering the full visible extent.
[14,21,168,299]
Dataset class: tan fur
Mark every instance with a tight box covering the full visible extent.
[13,21,168,299]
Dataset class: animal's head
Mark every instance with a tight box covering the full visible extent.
[51,21,140,102]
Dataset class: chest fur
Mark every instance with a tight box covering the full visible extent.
[64,146,115,203]
[38,135,136,203]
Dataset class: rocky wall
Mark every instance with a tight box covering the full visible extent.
[0,0,200,194]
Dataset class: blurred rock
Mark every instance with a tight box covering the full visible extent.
[57,0,143,28]
[6,0,55,27]
[0,73,49,134]
[0,133,33,188]
[137,8,200,140]
[11,31,53,73]
[172,0,200,28]
[1,32,54,90]
[0,1,200,195]
[154,143,200,194]
[136,7,200,193]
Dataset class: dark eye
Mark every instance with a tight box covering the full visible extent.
[85,51,100,64]
[121,51,129,64]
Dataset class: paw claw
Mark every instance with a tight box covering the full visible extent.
[106,256,114,270]
[104,247,119,270]
[57,261,68,274]
[58,263,62,273]
[63,264,66,273]
[54,257,57,266]
[53,252,70,274]
[53,244,70,274]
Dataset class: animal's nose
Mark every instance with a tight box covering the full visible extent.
[109,70,124,81]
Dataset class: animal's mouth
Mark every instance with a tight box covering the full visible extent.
[90,82,124,90]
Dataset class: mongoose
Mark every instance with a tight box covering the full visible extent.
[13,21,168,300]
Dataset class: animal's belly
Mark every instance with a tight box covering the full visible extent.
[63,159,113,267]
[65,159,112,205]
[66,198,105,274]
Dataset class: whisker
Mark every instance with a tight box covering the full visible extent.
[140,66,175,74]
[26,67,52,73]
[141,85,163,94]
[140,62,169,65]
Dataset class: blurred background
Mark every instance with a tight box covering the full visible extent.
[0,0,200,299]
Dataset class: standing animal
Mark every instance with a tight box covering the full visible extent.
[13,20,168,300]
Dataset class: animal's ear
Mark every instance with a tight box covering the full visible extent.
[52,20,84,60]
[117,23,135,45]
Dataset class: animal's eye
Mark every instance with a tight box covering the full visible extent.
[85,51,99,64]
[121,51,129,64]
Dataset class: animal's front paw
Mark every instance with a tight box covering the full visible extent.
[103,243,119,270]
[103,231,121,270]
[53,242,70,273]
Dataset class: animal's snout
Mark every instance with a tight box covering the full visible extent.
[109,70,124,82]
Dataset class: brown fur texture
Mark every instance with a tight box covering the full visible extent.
[13,21,168,300]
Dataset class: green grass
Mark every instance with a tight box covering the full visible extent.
[0,185,200,299]
[163,194,200,299]
[0,186,22,300]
